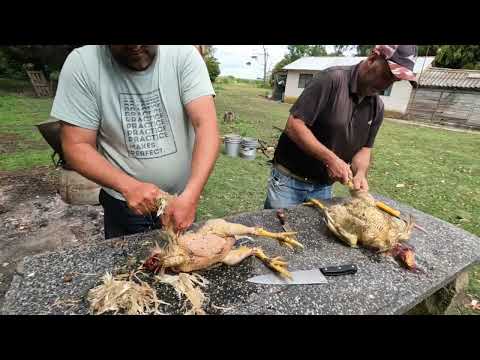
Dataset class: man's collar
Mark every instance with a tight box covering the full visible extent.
[349,63,361,96]
[349,62,371,104]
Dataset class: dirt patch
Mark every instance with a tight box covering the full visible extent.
[0,133,22,154]
[0,166,57,206]
[0,132,49,154]
[0,166,105,309]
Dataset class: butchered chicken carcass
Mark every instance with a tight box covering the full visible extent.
[305,187,417,271]
[143,218,303,279]
[143,196,304,280]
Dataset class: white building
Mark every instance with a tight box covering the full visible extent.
[283,56,435,115]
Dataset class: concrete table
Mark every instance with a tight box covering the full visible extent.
[2,195,480,315]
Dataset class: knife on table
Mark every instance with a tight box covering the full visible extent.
[247,264,358,285]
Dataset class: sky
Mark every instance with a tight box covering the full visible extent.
[214,45,338,80]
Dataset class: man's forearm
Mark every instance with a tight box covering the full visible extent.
[182,124,220,202]
[351,147,371,176]
[63,142,139,195]
[285,116,337,164]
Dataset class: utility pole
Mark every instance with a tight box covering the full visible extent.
[247,45,270,84]
[262,45,268,86]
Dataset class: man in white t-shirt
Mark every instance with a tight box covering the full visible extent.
[51,45,220,239]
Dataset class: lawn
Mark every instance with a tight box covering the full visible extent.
[0,79,54,170]
[1,79,479,312]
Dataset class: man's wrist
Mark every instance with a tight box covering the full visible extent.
[118,177,141,197]
[322,151,337,167]
[181,185,201,205]
[354,169,367,177]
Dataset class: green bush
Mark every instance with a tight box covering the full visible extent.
[0,49,27,80]
[50,71,60,81]
[205,55,220,83]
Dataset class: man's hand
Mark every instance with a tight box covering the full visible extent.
[325,155,353,184]
[122,181,164,216]
[162,194,198,233]
[351,147,372,192]
[158,94,217,234]
[352,173,369,192]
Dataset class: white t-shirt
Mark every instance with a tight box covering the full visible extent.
[51,45,215,200]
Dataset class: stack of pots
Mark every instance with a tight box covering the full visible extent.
[223,134,259,160]
[239,137,258,160]
[224,134,242,157]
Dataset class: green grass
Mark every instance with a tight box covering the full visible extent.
[216,76,271,89]
[214,83,287,143]
[196,155,270,220]
[0,90,54,170]
[1,80,479,313]
[368,120,480,237]
[0,78,31,94]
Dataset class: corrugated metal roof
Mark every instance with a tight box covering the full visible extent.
[283,56,435,74]
[418,67,480,89]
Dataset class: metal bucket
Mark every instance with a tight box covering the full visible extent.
[224,134,242,157]
[239,137,258,160]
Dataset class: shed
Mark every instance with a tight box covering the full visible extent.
[406,67,480,130]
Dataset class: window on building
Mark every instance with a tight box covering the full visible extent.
[380,84,393,96]
[298,73,313,88]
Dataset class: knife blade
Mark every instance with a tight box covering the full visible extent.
[247,269,328,285]
[247,264,357,285]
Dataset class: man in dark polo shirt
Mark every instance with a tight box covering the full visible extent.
[264,45,418,209]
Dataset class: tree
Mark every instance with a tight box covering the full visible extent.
[334,45,374,56]
[335,44,443,57]
[271,45,327,74]
[357,45,374,56]
[328,49,344,56]
[269,45,328,87]
[0,45,78,79]
[285,45,327,60]
[0,48,25,79]
[417,45,440,57]
[305,45,327,57]
[271,57,292,79]
[205,54,220,82]
[3,45,77,69]
[434,45,480,70]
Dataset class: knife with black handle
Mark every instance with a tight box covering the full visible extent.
[320,264,358,276]
[247,264,358,284]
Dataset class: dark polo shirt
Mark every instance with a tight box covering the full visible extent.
[274,63,384,185]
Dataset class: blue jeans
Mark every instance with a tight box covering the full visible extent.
[264,167,333,209]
